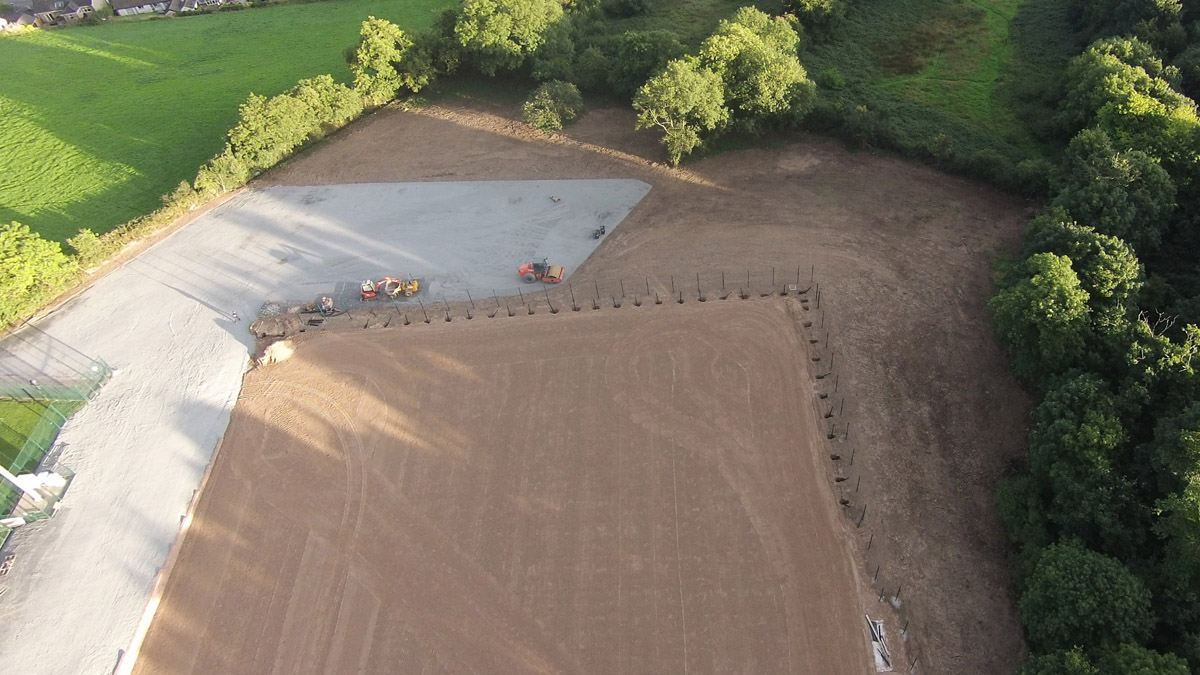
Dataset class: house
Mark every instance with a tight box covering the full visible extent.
[64,1,94,20]
[17,0,101,25]
[110,0,167,16]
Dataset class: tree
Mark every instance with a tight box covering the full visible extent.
[1051,128,1175,253]
[290,75,363,130]
[611,30,685,99]
[226,93,317,172]
[1019,540,1153,652]
[522,81,584,132]
[1076,0,1183,44]
[350,17,431,106]
[1058,37,1175,132]
[1094,643,1189,674]
[455,0,564,75]
[1027,374,1139,554]
[996,474,1054,561]
[1174,45,1200,98]
[529,18,576,82]
[633,58,729,165]
[1023,207,1143,333]
[990,253,1092,386]
[0,222,77,326]
[1020,648,1100,675]
[194,146,250,196]
[697,7,814,130]
[1057,38,1200,188]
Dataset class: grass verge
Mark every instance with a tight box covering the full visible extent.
[0,0,453,241]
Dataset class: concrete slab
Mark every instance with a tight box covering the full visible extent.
[0,179,650,675]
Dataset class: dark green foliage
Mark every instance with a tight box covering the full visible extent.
[522,80,584,132]
[611,30,686,99]
[1027,374,1139,554]
[1019,540,1154,652]
[530,19,578,82]
[784,0,845,32]
[1094,643,1190,674]
[990,252,1092,387]
[1074,0,1184,48]
[817,67,846,89]
[575,46,616,91]
[0,222,78,327]
[602,0,651,18]
[633,57,729,164]
[454,0,564,75]
[1020,648,1100,675]
[1172,44,1200,97]
[1051,128,1176,253]
[996,474,1054,561]
[1014,158,1056,195]
[1023,207,1143,331]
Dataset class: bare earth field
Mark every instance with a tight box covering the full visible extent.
[135,301,870,674]
[136,99,1032,674]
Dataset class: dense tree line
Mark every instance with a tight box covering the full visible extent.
[990,3,1200,671]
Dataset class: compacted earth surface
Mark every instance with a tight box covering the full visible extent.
[135,301,872,674]
[132,98,1032,674]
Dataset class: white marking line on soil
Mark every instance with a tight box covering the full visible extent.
[114,434,228,675]
[670,444,689,675]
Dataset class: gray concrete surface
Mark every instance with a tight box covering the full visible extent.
[0,179,650,675]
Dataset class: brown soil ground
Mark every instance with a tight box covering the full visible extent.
[136,99,1034,674]
[135,301,871,674]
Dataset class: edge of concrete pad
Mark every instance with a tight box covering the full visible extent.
[112,415,235,675]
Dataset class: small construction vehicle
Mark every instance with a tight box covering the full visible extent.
[361,277,420,300]
[519,259,566,283]
[300,296,335,315]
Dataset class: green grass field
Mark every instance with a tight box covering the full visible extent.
[0,398,83,474]
[0,0,452,241]
[804,0,1061,158]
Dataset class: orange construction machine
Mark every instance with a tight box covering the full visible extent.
[519,259,565,284]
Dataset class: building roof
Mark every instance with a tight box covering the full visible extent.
[109,0,160,9]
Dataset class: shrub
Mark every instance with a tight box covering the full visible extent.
[925,133,954,163]
[1015,158,1055,196]
[291,75,364,131]
[0,222,78,326]
[66,229,108,269]
[818,67,846,90]
[602,0,650,18]
[194,146,251,197]
[522,80,584,132]
[785,0,845,31]
[574,46,613,91]
[611,30,685,99]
